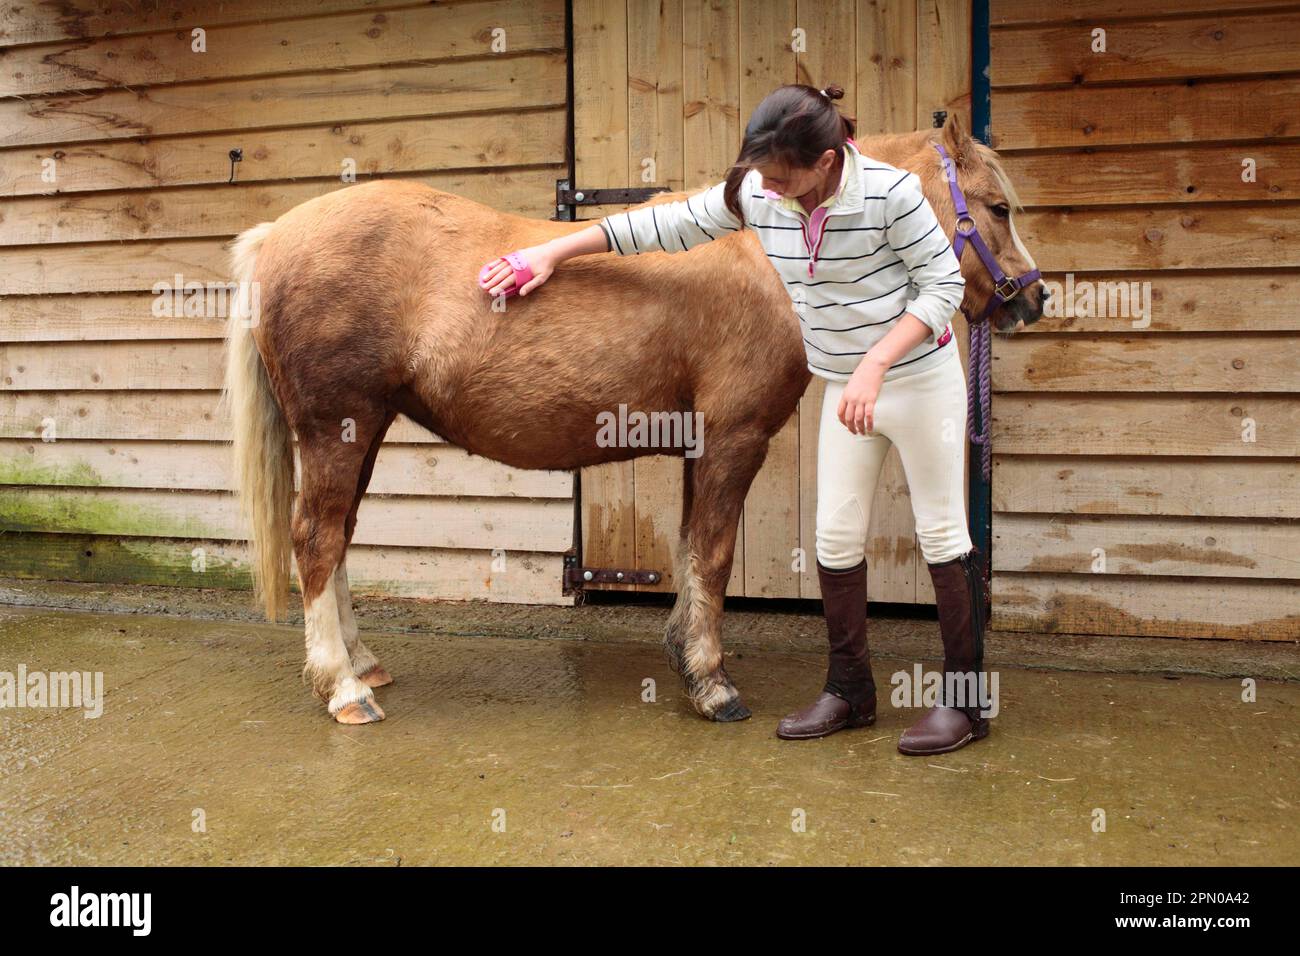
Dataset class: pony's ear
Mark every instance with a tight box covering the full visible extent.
[941,111,974,167]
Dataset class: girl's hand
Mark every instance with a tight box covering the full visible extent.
[838,356,886,434]
[479,244,555,297]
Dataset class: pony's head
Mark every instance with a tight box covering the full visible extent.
[921,113,1047,332]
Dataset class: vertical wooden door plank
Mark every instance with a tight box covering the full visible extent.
[629,0,688,592]
[575,0,638,586]
[739,0,801,598]
[682,0,745,595]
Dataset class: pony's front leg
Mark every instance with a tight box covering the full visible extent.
[674,437,768,722]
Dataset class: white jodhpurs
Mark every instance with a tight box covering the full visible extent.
[815,344,974,569]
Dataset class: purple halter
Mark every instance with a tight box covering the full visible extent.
[932,142,1041,481]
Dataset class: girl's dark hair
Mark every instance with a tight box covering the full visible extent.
[722,83,856,226]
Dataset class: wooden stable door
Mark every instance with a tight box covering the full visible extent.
[572,0,974,604]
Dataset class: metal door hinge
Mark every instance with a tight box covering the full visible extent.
[553,179,670,221]
[563,554,662,590]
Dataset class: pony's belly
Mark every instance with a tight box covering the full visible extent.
[438,396,699,472]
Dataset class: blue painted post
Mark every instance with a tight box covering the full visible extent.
[969,0,993,589]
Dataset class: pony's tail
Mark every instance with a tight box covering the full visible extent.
[222,221,294,621]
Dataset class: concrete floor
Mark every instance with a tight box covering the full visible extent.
[1,595,1297,866]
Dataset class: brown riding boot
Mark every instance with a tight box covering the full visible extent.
[898,547,992,756]
[777,559,877,740]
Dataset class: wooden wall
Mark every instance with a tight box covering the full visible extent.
[0,0,576,604]
[988,0,1299,638]
[574,0,973,605]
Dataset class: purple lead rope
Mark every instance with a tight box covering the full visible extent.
[967,318,992,483]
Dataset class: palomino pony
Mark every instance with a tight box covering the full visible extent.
[222,113,1044,725]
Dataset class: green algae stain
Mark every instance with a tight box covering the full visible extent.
[118,538,252,589]
[0,489,222,539]
[0,533,254,590]
[0,453,104,488]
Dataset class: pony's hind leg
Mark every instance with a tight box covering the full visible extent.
[663,457,694,675]
[675,431,770,722]
[295,424,387,724]
[336,411,396,689]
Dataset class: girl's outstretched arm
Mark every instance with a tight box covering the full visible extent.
[479,178,746,298]
[478,224,609,297]
[599,180,744,256]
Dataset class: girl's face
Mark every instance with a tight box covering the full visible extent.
[756,147,840,201]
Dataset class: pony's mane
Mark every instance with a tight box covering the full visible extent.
[974,142,1024,213]
[863,128,1024,213]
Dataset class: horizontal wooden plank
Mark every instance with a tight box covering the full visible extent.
[994,334,1299,391]
[0,532,570,605]
[1,51,564,149]
[1,239,230,295]
[0,438,572,498]
[0,0,392,48]
[1000,143,1300,206]
[992,76,1300,149]
[992,12,1300,88]
[1017,204,1300,272]
[1020,272,1300,333]
[0,293,225,341]
[991,0,1300,28]
[1,108,564,198]
[0,486,574,552]
[992,572,1297,639]
[0,390,439,443]
[992,395,1300,456]
[993,513,1300,579]
[0,166,564,246]
[1,0,566,97]
[2,340,223,389]
[992,456,1299,518]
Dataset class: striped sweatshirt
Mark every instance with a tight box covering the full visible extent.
[597,139,965,382]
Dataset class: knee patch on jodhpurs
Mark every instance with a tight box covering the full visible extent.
[816,494,867,569]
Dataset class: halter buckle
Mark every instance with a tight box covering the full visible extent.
[994,276,1021,300]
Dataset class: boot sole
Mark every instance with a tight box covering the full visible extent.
[776,713,876,741]
[897,719,990,756]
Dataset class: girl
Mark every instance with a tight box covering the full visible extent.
[478,84,989,756]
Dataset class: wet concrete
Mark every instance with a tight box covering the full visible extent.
[4,577,1297,681]
[2,601,1296,865]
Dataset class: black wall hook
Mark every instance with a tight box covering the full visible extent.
[228,147,243,183]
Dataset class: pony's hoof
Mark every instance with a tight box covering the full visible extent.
[359,666,393,689]
[334,698,386,724]
[710,697,752,723]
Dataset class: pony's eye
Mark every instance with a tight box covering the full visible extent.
[991,203,1010,219]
